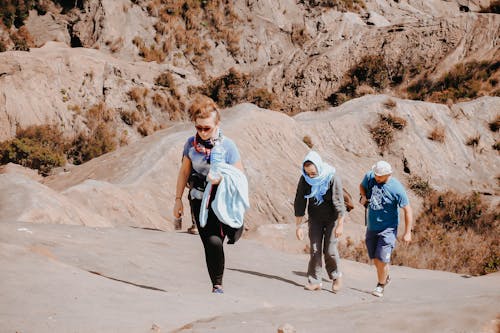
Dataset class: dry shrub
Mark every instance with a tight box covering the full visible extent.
[428,125,446,143]
[480,0,500,13]
[407,60,500,103]
[392,191,499,275]
[302,135,314,148]
[142,0,240,70]
[493,141,500,151]
[369,112,406,152]
[137,117,155,137]
[120,110,141,126]
[291,23,310,46]
[379,112,407,130]
[489,115,500,132]
[128,87,149,112]
[68,124,116,164]
[407,175,433,197]
[466,134,480,147]
[327,55,406,106]
[338,236,369,264]
[369,121,393,152]
[87,102,116,125]
[383,98,397,109]
[0,124,67,175]
[198,67,250,107]
[155,72,176,89]
[106,37,124,53]
[342,191,499,275]
[247,88,282,111]
[128,87,148,102]
[302,0,366,13]
[133,36,165,63]
[67,103,118,165]
[195,68,281,110]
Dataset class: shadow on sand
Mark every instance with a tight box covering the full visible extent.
[227,268,303,288]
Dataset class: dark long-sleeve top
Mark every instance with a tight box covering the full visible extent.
[294,173,346,222]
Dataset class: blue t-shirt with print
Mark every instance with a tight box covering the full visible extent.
[362,171,409,231]
[182,136,240,176]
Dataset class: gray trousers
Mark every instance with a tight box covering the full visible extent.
[307,218,342,284]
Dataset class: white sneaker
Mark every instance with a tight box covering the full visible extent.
[372,284,384,297]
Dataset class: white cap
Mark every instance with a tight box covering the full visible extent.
[372,160,392,176]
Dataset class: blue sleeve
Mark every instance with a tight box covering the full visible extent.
[182,137,194,158]
[361,171,373,191]
[397,183,409,208]
[223,138,240,164]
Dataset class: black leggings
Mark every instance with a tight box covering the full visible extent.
[189,197,231,287]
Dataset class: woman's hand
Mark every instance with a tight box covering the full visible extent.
[207,172,222,184]
[296,226,304,241]
[173,198,183,218]
[334,222,343,238]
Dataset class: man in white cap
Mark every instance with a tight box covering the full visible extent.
[359,160,413,297]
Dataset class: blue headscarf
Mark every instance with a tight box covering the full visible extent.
[302,151,336,205]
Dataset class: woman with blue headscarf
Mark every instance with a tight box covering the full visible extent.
[294,151,346,292]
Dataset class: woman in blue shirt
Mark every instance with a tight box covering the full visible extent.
[173,95,243,294]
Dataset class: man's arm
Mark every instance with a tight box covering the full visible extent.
[359,183,368,206]
[402,205,413,243]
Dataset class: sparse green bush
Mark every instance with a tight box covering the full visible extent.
[493,141,500,151]
[67,124,116,165]
[0,124,67,175]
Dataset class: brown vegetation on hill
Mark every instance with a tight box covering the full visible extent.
[193,67,282,111]
[0,124,66,176]
[340,191,499,275]
[136,0,240,76]
[407,60,500,103]
[300,0,366,13]
[369,112,407,153]
[0,102,123,174]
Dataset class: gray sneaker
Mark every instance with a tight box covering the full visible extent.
[372,284,384,297]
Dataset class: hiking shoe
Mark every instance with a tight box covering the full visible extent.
[372,284,384,297]
[304,283,322,291]
[187,225,199,235]
[212,285,224,294]
[332,276,342,293]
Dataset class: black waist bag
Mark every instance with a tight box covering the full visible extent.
[188,170,207,192]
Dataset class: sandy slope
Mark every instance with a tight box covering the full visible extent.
[0,221,498,333]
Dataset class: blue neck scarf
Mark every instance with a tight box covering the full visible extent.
[302,151,336,205]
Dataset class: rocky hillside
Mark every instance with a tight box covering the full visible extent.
[0,0,499,144]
